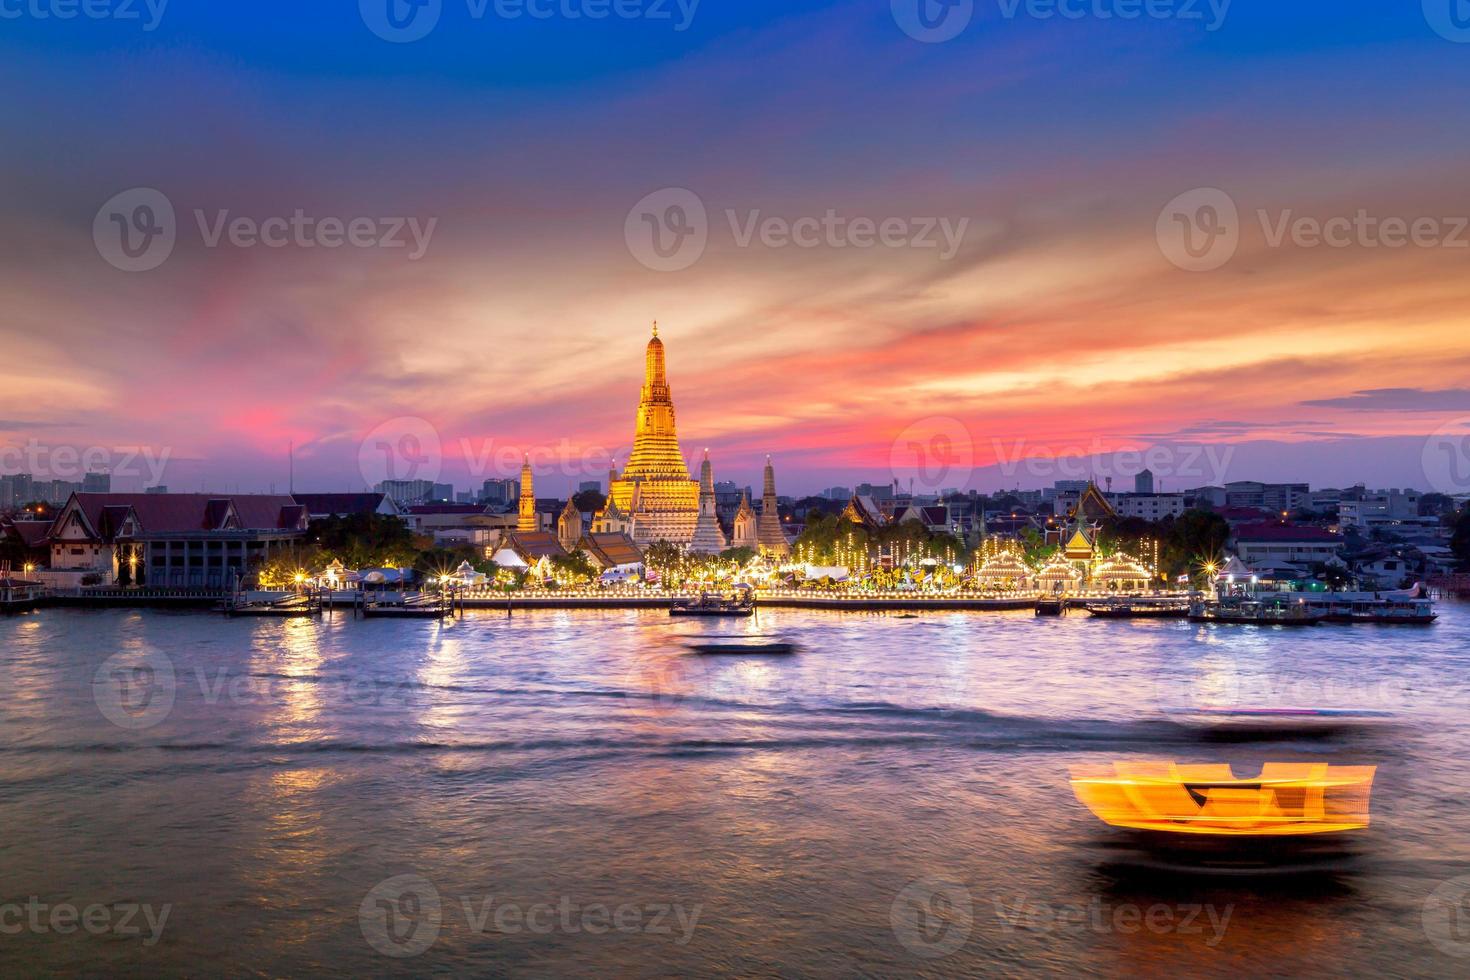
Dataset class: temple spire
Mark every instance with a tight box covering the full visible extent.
[518,454,538,531]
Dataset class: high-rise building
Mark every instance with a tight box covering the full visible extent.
[1134,469,1154,494]
[605,324,700,545]
[83,471,112,493]
[756,456,790,557]
[481,478,518,507]
[689,450,728,555]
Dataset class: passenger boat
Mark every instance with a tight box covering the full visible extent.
[1085,599,1189,619]
[1308,596,1438,625]
[1188,597,1323,626]
[670,592,755,618]
[0,575,42,613]
[1071,761,1376,836]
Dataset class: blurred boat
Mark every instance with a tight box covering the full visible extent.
[1071,761,1375,836]
[1307,595,1438,625]
[687,641,795,656]
[1175,706,1395,736]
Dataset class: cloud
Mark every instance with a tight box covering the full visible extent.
[1300,388,1470,412]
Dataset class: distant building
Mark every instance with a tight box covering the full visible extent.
[146,485,168,494]
[481,478,519,508]
[1134,469,1155,494]
[578,480,602,494]
[83,471,112,493]
[376,479,439,506]
[1232,523,1344,566]
[1111,493,1186,521]
[1339,489,1422,529]
[821,486,852,500]
[292,493,401,522]
[42,492,308,588]
[1224,481,1310,514]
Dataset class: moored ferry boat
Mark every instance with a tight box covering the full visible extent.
[1188,596,1323,626]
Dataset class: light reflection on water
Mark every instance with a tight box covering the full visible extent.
[0,603,1467,975]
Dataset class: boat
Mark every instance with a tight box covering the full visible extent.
[0,575,42,614]
[1071,761,1376,837]
[670,591,755,618]
[357,591,454,619]
[219,591,322,617]
[1175,707,1395,736]
[1085,599,1189,619]
[1308,595,1438,625]
[688,641,796,656]
[1035,598,1066,617]
[1188,597,1323,626]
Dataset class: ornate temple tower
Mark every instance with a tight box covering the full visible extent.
[518,455,538,531]
[606,324,700,545]
[688,449,729,555]
[756,455,790,557]
[732,491,758,550]
[557,498,582,552]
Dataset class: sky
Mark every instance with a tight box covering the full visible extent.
[4,1,1470,497]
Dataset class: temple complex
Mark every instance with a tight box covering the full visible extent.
[604,324,700,545]
[688,450,728,554]
[756,456,791,557]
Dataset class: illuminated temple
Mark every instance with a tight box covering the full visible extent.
[605,325,701,546]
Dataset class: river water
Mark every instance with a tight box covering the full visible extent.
[2,602,1469,976]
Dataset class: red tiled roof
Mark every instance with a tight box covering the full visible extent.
[60,493,306,540]
[9,521,52,547]
[1233,523,1338,543]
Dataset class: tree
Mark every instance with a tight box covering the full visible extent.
[551,550,598,583]
[1161,509,1230,579]
[1452,504,1470,571]
[572,489,606,514]
[307,513,423,569]
[719,546,757,566]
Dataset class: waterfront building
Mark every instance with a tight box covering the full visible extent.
[1232,523,1345,566]
[43,492,308,588]
[518,456,539,531]
[577,533,644,575]
[604,325,700,546]
[688,450,728,555]
[731,491,758,550]
[756,457,791,558]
